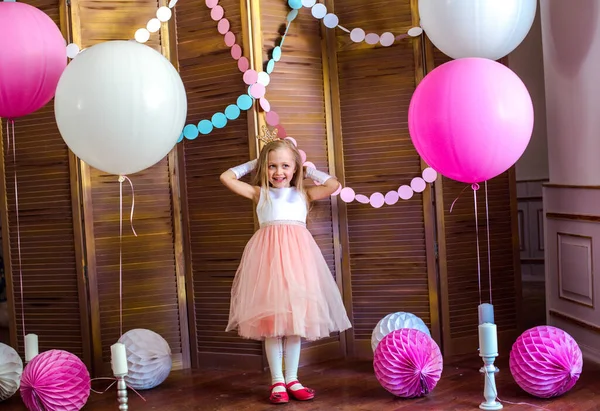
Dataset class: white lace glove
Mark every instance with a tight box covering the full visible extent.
[305,167,333,184]
[229,159,257,179]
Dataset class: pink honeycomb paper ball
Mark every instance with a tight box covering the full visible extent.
[373,328,443,398]
[20,350,91,410]
[509,326,582,398]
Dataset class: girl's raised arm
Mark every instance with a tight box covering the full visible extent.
[220,159,261,201]
[304,167,340,202]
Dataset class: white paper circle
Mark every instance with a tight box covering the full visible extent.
[422,167,438,183]
[411,177,427,193]
[66,43,80,58]
[408,26,423,37]
[379,32,395,47]
[257,71,270,86]
[350,28,365,42]
[156,6,172,22]
[134,28,150,43]
[323,13,339,28]
[147,18,161,33]
[301,0,316,7]
[311,3,327,19]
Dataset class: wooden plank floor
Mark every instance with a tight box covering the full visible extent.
[3,357,599,410]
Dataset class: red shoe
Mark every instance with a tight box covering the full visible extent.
[285,381,315,401]
[269,383,289,404]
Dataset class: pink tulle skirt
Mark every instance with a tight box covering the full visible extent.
[226,221,352,341]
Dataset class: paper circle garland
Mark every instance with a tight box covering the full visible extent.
[373,329,443,398]
[0,343,23,402]
[509,326,583,398]
[371,312,431,352]
[20,350,91,411]
[118,328,172,390]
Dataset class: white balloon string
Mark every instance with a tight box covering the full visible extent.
[9,120,27,349]
[119,177,123,338]
[483,370,550,410]
[485,181,492,304]
[121,176,137,237]
[90,377,147,401]
[472,184,482,306]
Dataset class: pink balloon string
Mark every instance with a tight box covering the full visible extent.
[483,372,550,410]
[117,175,137,338]
[449,184,471,213]
[473,187,482,306]
[90,377,147,401]
[7,119,27,350]
[484,181,492,304]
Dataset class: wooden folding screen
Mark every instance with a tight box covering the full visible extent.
[176,0,263,368]
[69,0,190,374]
[0,0,91,367]
[427,45,522,358]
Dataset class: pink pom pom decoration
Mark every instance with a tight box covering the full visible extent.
[373,329,443,398]
[21,350,91,411]
[509,326,583,398]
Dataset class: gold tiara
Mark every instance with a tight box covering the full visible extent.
[257,125,279,144]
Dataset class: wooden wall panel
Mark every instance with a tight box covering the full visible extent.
[175,0,264,368]
[429,47,522,358]
[329,0,438,357]
[258,0,345,363]
[0,0,90,365]
[71,0,189,374]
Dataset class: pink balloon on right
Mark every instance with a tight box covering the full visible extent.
[408,58,534,184]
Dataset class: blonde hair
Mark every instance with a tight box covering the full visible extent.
[252,139,307,203]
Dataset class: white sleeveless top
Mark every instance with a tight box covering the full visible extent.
[257,187,308,226]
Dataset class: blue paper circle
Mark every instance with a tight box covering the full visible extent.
[211,112,227,129]
[287,9,298,21]
[198,120,214,135]
[287,0,302,10]
[177,132,184,143]
[225,104,241,120]
[266,59,275,74]
[237,94,253,110]
[183,124,199,140]
[272,46,282,62]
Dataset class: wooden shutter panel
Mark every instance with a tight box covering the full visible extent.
[258,0,345,363]
[427,46,522,358]
[71,0,190,374]
[0,0,90,365]
[328,0,439,357]
[176,0,263,368]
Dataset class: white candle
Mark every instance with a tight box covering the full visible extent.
[478,303,495,325]
[478,323,498,356]
[111,343,128,376]
[25,333,39,362]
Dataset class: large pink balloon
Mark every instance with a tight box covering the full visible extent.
[0,2,67,119]
[408,58,533,184]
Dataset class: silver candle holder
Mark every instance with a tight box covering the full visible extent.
[116,374,129,411]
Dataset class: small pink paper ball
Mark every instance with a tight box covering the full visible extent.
[20,350,91,410]
[373,328,443,398]
[509,326,583,398]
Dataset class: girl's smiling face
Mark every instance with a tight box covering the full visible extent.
[267,147,297,188]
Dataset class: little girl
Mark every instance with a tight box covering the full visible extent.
[220,135,351,404]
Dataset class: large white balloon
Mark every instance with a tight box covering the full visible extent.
[419,0,537,61]
[55,40,187,176]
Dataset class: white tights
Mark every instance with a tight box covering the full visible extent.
[264,336,303,392]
